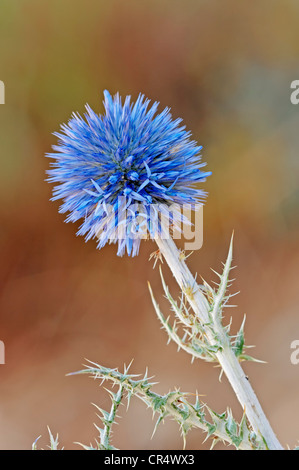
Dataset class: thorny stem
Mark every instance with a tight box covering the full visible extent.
[155,235,283,450]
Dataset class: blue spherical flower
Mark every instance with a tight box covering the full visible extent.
[47,90,211,256]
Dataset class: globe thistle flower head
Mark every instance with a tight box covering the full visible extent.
[47,90,211,256]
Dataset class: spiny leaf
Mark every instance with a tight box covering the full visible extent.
[71,361,264,450]
[233,315,246,357]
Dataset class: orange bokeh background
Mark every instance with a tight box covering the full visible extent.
[0,0,299,449]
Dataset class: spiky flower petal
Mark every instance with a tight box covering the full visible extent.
[47,90,211,256]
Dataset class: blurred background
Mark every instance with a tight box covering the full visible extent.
[0,0,299,450]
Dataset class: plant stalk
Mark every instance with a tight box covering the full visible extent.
[155,235,283,450]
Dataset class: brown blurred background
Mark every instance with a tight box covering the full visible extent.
[0,0,299,450]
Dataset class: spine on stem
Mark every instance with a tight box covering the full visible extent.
[154,234,283,450]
